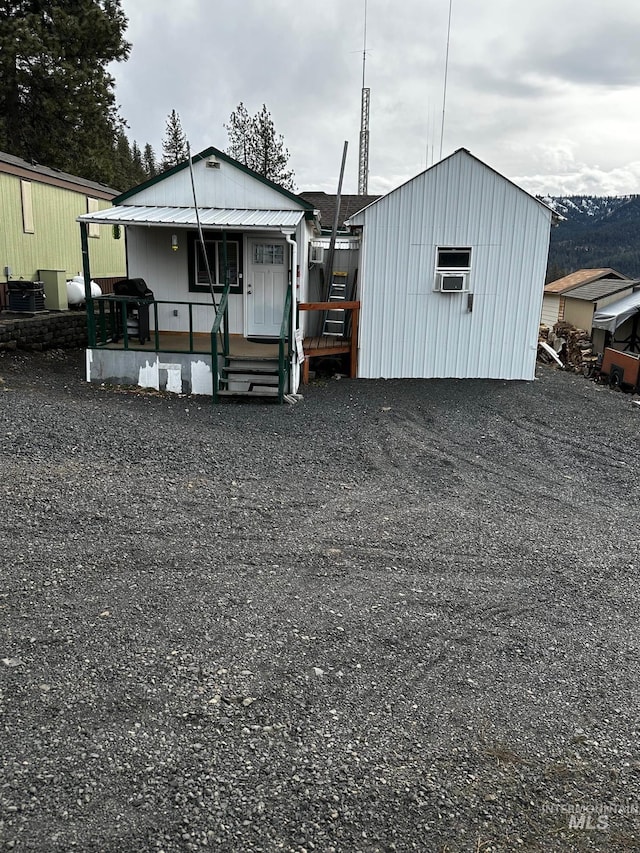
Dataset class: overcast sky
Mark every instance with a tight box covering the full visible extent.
[112,0,640,198]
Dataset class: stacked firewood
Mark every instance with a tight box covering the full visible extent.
[548,321,598,374]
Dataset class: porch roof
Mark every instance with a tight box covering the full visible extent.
[77,205,305,231]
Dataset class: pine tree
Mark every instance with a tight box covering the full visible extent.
[143,143,158,178]
[161,109,188,170]
[225,102,295,190]
[0,0,130,184]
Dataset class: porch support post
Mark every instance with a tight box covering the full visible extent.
[284,232,298,394]
[80,221,96,347]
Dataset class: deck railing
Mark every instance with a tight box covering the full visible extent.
[297,300,360,382]
[210,282,232,403]
[278,287,292,403]
[92,296,216,353]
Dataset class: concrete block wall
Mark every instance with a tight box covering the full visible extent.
[0,311,88,351]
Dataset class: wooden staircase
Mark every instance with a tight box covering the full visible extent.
[217,355,284,399]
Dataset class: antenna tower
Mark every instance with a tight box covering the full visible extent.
[358,0,370,195]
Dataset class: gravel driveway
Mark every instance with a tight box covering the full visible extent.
[1,349,639,853]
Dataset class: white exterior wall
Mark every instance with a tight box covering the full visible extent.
[541,294,560,328]
[350,150,553,380]
[124,218,312,337]
[128,158,302,211]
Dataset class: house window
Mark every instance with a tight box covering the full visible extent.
[434,246,471,292]
[188,232,242,294]
[21,180,34,233]
[253,243,284,265]
[87,197,100,238]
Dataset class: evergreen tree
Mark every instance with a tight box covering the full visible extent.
[143,142,158,178]
[225,102,295,190]
[161,109,188,170]
[0,0,130,184]
[130,140,147,185]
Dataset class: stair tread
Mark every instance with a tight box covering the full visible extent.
[223,366,279,375]
[217,388,279,397]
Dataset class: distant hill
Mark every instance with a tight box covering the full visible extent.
[542,194,640,282]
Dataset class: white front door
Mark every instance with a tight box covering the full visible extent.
[246,239,288,337]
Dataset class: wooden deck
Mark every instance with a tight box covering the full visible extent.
[96,298,360,384]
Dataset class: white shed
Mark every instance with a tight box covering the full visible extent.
[346,149,556,381]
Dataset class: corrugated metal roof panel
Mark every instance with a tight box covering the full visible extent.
[77,205,304,229]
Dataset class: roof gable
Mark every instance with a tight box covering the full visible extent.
[115,146,314,215]
[346,148,557,224]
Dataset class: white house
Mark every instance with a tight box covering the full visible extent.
[346,148,557,381]
[77,146,323,400]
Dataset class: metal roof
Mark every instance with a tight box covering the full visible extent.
[563,279,638,302]
[77,205,305,230]
[0,149,120,196]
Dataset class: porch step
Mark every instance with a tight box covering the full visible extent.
[218,355,285,399]
[217,388,279,398]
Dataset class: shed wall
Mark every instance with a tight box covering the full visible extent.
[353,152,552,380]
[541,294,560,328]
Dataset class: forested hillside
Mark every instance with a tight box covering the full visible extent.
[543,194,640,281]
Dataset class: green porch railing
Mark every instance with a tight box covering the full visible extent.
[210,281,232,403]
[92,296,215,354]
[278,287,292,404]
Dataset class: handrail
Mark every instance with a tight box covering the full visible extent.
[210,281,232,402]
[278,287,292,403]
[297,300,360,382]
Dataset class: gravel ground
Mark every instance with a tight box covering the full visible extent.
[1,349,640,853]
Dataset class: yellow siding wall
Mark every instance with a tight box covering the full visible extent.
[563,299,594,331]
[0,172,125,281]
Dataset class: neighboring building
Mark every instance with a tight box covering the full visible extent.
[298,192,380,334]
[541,268,631,329]
[346,148,558,381]
[0,151,125,309]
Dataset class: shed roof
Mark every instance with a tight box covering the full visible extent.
[77,205,305,231]
[562,279,638,302]
[544,268,629,295]
[345,148,559,225]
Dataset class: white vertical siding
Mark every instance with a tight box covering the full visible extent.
[351,150,552,380]
[541,295,560,328]
[126,227,243,334]
[127,157,303,211]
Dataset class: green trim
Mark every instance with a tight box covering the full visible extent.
[80,222,96,347]
[113,145,315,212]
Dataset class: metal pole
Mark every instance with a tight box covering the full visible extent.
[439,0,453,161]
[187,142,217,309]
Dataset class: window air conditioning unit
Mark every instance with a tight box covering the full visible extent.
[310,245,325,264]
[436,272,468,292]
